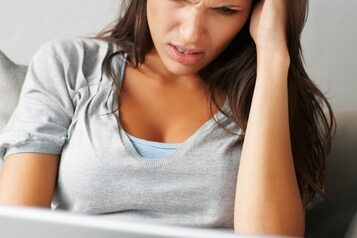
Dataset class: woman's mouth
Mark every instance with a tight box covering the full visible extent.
[168,44,205,65]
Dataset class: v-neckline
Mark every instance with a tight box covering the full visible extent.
[118,102,228,166]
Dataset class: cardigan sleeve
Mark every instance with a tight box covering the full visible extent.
[0,39,75,162]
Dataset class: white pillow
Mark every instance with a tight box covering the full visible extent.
[0,51,27,131]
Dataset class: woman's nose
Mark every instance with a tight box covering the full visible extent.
[178,9,207,44]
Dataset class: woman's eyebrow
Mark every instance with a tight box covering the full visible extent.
[197,0,249,9]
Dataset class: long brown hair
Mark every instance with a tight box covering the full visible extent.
[91,0,335,206]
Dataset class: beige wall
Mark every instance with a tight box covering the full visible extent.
[302,0,357,110]
[0,0,119,64]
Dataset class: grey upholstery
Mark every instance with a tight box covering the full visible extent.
[0,51,27,131]
[0,51,356,237]
[305,110,357,237]
[346,213,357,238]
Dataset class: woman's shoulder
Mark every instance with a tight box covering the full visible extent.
[35,36,117,64]
[31,36,125,90]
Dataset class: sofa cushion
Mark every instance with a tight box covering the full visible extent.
[346,212,357,238]
[305,110,357,237]
[0,51,27,131]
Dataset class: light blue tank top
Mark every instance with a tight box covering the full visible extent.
[125,132,182,159]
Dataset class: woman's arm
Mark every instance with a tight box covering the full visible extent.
[234,0,305,236]
[0,153,59,207]
[0,39,75,208]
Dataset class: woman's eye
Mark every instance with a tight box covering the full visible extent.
[215,7,239,16]
[169,0,187,3]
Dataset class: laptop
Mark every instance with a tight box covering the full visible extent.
[0,206,279,238]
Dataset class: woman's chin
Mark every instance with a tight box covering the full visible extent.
[163,62,203,77]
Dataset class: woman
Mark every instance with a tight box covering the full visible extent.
[0,0,335,236]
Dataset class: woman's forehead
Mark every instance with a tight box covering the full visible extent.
[187,0,250,7]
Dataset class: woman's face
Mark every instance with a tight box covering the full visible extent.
[146,0,253,76]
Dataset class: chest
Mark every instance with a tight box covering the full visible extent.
[118,67,223,143]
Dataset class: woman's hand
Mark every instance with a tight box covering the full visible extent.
[249,0,288,54]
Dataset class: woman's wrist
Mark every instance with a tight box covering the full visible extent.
[257,47,290,63]
[256,48,290,79]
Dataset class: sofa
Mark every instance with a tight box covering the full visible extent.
[0,50,356,238]
[305,108,357,238]
[0,51,27,131]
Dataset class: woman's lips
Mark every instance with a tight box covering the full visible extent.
[168,44,205,65]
